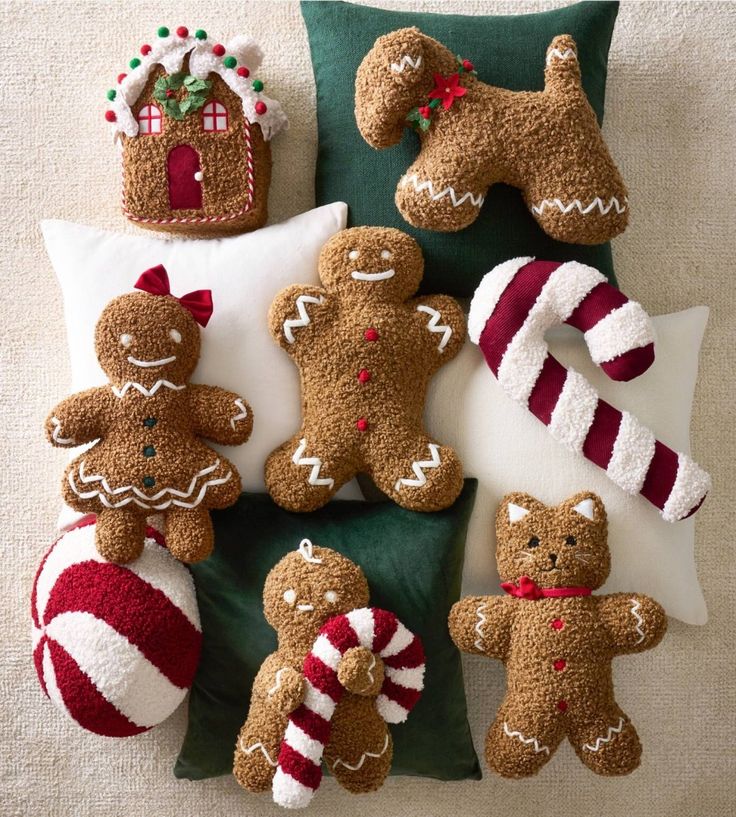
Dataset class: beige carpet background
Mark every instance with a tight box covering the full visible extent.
[1,1,734,815]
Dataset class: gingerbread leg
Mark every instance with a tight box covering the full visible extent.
[395,150,488,233]
[567,705,642,776]
[485,701,564,778]
[324,697,393,794]
[95,508,146,563]
[164,507,214,563]
[233,704,284,793]
[265,433,354,513]
[371,434,463,512]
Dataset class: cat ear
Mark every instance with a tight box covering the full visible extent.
[507,503,529,523]
[497,493,546,529]
[561,492,606,524]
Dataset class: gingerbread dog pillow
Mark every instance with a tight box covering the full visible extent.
[234,539,425,808]
[449,491,666,778]
[45,265,253,564]
[265,226,465,513]
[355,28,628,243]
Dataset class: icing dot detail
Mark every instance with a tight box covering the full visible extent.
[364,328,379,342]
[557,700,568,713]
[143,445,156,458]
[117,73,127,84]
[553,659,566,671]
[140,44,152,56]
[356,418,369,432]
[143,476,155,488]
[129,57,141,69]
[105,110,117,122]
[143,417,157,428]
[106,89,116,101]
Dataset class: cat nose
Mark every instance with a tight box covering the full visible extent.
[549,553,558,565]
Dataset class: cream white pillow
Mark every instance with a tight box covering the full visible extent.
[427,307,709,625]
[41,203,362,524]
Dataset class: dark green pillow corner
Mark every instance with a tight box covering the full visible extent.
[174,480,481,783]
[301,0,620,296]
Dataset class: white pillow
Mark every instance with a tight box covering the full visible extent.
[41,203,362,526]
[427,307,709,625]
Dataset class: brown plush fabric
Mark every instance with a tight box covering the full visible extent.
[233,544,392,796]
[122,57,271,237]
[45,291,252,563]
[265,226,465,513]
[448,491,667,778]
[355,29,628,244]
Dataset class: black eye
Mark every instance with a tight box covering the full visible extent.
[565,535,576,546]
[528,536,540,548]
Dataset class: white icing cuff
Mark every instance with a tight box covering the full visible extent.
[467,257,533,343]
[585,301,656,365]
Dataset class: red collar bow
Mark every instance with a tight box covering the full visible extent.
[134,264,213,327]
[501,576,592,600]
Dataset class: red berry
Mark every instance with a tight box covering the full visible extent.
[166,89,175,98]
[176,26,189,37]
[356,418,369,432]
[254,101,267,115]
[212,43,225,56]
[104,110,117,122]
[140,44,152,55]
[117,73,127,83]
[462,59,474,72]
[418,105,431,119]
[237,66,250,78]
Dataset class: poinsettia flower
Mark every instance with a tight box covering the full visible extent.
[428,72,467,110]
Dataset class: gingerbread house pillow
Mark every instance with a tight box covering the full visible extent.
[105,27,288,236]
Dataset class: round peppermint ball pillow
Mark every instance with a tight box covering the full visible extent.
[31,518,202,737]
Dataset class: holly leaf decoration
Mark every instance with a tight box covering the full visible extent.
[184,76,211,93]
[163,99,185,120]
[152,74,211,120]
[179,97,193,115]
[188,93,208,112]
[166,72,185,90]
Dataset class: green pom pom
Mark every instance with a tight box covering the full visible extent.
[129,57,141,69]
[195,29,207,40]
[252,79,264,92]
[223,56,236,69]
[157,26,170,37]
[106,89,116,101]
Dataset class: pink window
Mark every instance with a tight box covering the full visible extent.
[202,100,229,132]
[138,104,162,135]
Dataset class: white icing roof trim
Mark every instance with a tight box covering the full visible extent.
[106,33,288,141]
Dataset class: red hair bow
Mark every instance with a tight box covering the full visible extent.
[134,264,213,327]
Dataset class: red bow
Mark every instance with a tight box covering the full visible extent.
[134,265,213,327]
[500,575,592,600]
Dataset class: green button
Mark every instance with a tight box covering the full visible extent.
[143,417,157,428]
[143,445,156,458]
[142,476,155,488]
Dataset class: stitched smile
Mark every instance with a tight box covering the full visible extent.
[350,269,395,281]
[296,604,314,612]
[127,355,177,368]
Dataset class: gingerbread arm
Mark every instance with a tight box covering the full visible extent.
[337,646,385,697]
[253,658,306,717]
[187,384,253,446]
[409,294,467,368]
[597,593,667,656]
[45,387,111,448]
[448,595,517,662]
[268,284,332,354]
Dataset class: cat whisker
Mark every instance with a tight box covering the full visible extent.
[573,552,592,564]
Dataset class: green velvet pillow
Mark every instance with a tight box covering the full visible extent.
[302,0,620,296]
[175,481,480,782]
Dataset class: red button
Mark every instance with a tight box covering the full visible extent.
[557,700,568,713]
[358,369,371,383]
[553,659,566,671]
[550,618,565,630]
[364,328,379,342]
[356,418,369,432]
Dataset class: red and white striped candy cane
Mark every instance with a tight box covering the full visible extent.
[272,607,425,809]
[468,257,710,522]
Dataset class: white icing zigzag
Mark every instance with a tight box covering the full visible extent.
[50,416,75,446]
[283,295,325,344]
[390,55,422,73]
[394,443,441,491]
[111,380,186,398]
[546,47,578,65]
[400,174,485,209]
[416,305,452,352]
[582,717,627,752]
[331,733,390,771]
[292,439,334,488]
[629,598,646,645]
[503,722,550,755]
[474,602,488,651]
[240,739,278,767]
[230,398,248,430]
[531,196,628,217]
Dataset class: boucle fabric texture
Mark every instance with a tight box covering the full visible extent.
[356,29,628,242]
[3,2,734,816]
[265,226,465,512]
[45,277,252,563]
[449,492,667,777]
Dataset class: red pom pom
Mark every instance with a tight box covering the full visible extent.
[212,43,225,56]
[418,105,431,119]
[356,418,369,432]
[176,26,189,37]
[462,59,474,72]
[117,73,127,84]
[237,66,250,78]
[140,44,152,55]
[105,110,117,122]
[254,101,267,115]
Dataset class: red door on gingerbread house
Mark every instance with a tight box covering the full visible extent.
[167,145,202,210]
